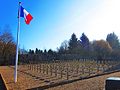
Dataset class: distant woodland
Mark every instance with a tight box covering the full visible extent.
[0,26,120,65]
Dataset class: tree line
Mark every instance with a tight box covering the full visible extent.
[20,32,120,63]
[58,32,120,60]
[0,26,120,65]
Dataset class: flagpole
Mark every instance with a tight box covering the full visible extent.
[14,2,21,83]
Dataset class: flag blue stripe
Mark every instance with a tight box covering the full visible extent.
[20,6,24,17]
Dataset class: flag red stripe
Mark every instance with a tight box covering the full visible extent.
[25,14,33,24]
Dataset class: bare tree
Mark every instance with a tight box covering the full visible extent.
[0,27,16,65]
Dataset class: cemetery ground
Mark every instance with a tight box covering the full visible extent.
[0,60,120,90]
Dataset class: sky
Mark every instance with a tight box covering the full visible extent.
[0,0,120,51]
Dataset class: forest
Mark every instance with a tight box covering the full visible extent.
[0,27,120,65]
[23,32,120,62]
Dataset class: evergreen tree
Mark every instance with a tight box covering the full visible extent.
[35,48,39,54]
[80,33,90,49]
[48,49,53,55]
[68,33,78,51]
[106,32,120,50]
[29,49,34,54]
[106,32,120,59]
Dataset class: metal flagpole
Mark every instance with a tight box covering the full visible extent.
[14,2,21,83]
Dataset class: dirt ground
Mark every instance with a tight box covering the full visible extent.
[1,66,120,90]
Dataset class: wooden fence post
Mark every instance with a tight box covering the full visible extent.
[43,64,45,73]
[76,64,79,74]
[55,65,57,77]
[88,66,91,76]
[50,64,52,76]
[60,66,63,79]
[39,63,41,73]
[46,64,48,74]
[97,61,99,74]
[66,63,69,80]
[37,63,39,72]
[82,65,84,75]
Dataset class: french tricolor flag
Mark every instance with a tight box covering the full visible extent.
[20,6,33,24]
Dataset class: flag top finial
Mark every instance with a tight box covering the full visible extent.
[19,2,21,5]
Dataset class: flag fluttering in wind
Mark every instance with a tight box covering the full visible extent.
[20,6,33,24]
[14,2,33,83]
